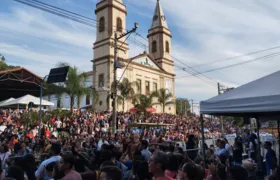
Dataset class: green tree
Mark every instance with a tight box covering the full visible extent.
[176,98,191,115]
[153,88,174,113]
[0,61,8,71]
[132,93,157,115]
[116,78,137,112]
[0,61,20,71]
[56,62,90,111]
[66,66,89,111]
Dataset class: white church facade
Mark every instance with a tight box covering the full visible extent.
[47,0,176,114]
[92,0,176,114]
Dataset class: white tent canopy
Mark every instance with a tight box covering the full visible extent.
[200,70,280,115]
[0,94,54,107]
[0,98,15,105]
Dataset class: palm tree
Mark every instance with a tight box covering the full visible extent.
[65,66,89,111]
[90,87,99,112]
[117,78,137,112]
[56,62,90,111]
[108,78,137,112]
[153,88,174,113]
[133,93,155,115]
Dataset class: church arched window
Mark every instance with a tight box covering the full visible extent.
[152,41,157,53]
[166,41,170,53]
[117,17,123,32]
[99,17,105,32]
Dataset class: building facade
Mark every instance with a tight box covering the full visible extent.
[92,0,176,114]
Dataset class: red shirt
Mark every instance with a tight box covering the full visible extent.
[45,130,51,137]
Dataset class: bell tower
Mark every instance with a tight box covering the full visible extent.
[147,0,174,74]
[92,0,128,111]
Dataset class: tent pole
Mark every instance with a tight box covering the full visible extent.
[200,114,206,168]
[256,118,262,178]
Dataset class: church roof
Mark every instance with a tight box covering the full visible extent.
[150,0,169,29]
[125,52,174,76]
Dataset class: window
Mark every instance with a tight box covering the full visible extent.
[99,17,105,32]
[153,83,157,92]
[145,81,150,95]
[117,17,122,32]
[166,41,170,53]
[99,101,103,106]
[86,95,90,105]
[152,41,157,53]
[98,74,104,87]
[57,98,61,108]
[136,79,141,94]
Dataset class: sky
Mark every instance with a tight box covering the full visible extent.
[2,0,280,104]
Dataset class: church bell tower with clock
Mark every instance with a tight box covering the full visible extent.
[147,0,174,74]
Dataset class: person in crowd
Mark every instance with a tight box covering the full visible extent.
[181,162,199,180]
[0,144,11,169]
[186,135,197,161]
[35,143,62,180]
[165,153,179,179]
[264,141,277,176]
[6,165,24,180]
[224,138,232,157]
[148,151,173,180]
[228,165,248,180]
[97,134,109,151]
[232,139,243,166]
[214,140,229,159]
[99,166,122,180]
[59,153,82,180]
[249,133,258,163]
[242,160,256,180]
[140,140,152,161]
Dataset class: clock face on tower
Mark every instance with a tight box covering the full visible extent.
[161,15,166,21]
[153,15,158,21]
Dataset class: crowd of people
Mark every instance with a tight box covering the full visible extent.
[0,109,278,180]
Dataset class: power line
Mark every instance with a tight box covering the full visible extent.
[176,52,280,79]
[134,33,219,85]
[13,0,98,28]
[11,0,224,87]
[191,45,280,68]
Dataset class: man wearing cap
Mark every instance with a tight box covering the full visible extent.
[35,143,62,180]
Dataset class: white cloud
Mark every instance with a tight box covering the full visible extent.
[2,0,280,103]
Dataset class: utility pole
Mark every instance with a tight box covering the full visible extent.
[185,100,187,116]
[112,23,138,134]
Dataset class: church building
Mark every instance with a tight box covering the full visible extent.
[92,0,176,114]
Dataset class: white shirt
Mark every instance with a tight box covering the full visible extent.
[97,139,108,151]
[55,121,62,128]
[35,155,61,180]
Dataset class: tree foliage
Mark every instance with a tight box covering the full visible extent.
[116,78,137,112]
[176,98,191,115]
[153,88,174,113]
[0,61,20,71]
[132,93,157,115]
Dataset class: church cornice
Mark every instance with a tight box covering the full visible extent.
[147,31,172,38]
[124,53,175,77]
[148,26,170,33]
[95,3,127,15]
[154,57,174,64]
